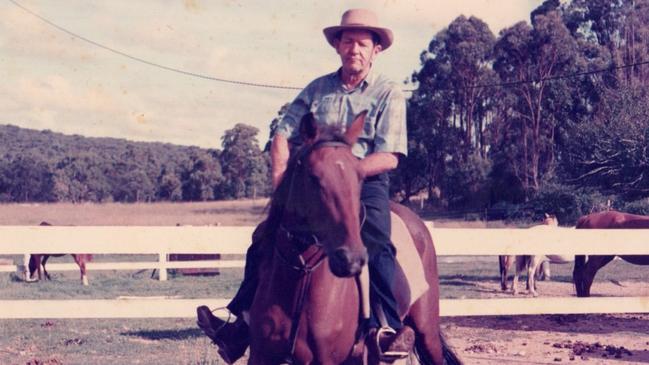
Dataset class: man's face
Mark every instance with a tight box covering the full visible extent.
[334,30,382,76]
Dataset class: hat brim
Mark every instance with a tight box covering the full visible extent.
[323,25,393,50]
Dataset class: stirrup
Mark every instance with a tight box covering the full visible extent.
[375,326,411,360]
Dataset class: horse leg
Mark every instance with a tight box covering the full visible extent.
[27,255,41,282]
[539,260,551,281]
[511,255,526,295]
[41,255,52,280]
[527,256,542,297]
[573,255,614,297]
[73,255,89,286]
[499,255,513,291]
[407,291,446,365]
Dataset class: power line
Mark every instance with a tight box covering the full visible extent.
[9,0,648,93]
[410,59,649,93]
[8,0,303,91]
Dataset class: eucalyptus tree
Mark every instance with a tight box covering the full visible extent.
[491,11,578,198]
[563,0,649,88]
[407,15,497,208]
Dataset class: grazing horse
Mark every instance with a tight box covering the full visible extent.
[26,221,92,286]
[573,210,649,297]
[499,214,572,296]
[249,112,461,365]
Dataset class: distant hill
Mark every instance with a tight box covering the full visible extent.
[0,124,228,203]
[0,124,205,161]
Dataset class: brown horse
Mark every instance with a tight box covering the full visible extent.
[248,112,461,365]
[573,210,649,297]
[26,221,92,286]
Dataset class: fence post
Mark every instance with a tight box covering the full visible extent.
[158,252,168,281]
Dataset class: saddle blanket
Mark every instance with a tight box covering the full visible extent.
[390,212,429,314]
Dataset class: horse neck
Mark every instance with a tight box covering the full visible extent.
[269,212,360,332]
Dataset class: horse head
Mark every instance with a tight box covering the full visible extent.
[279,111,368,278]
[543,213,559,226]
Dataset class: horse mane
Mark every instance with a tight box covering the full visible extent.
[261,152,300,238]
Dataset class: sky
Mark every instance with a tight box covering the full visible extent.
[0,0,542,149]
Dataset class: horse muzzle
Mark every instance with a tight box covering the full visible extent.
[329,246,368,277]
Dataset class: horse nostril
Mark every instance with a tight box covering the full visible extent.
[332,247,348,262]
[330,247,367,277]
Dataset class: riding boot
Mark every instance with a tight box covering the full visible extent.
[196,305,249,364]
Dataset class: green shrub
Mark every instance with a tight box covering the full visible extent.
[622,199,649,215]
[488,184,612,225]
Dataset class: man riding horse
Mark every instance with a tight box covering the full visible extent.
[197,8,411,363]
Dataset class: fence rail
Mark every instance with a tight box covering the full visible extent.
[3,297,649,319]
[1,225,648,319]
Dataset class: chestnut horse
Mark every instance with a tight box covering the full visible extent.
[573,210,649,297]
[26,221,92,286]
[249,112,461,365]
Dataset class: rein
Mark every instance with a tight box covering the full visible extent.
[275,227,326,364]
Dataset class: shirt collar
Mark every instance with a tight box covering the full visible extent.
[333,67,374,91]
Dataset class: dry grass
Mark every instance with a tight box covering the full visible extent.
[0,199,270,226]
[0,199,516,228]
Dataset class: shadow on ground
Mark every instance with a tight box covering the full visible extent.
[121,328,204,341]
[448,313,649,336]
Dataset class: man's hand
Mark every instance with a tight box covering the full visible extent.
[359,152,399,178]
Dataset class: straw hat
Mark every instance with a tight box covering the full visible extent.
[323,9,393,50]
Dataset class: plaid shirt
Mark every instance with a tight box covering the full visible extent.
[276,68,407,158]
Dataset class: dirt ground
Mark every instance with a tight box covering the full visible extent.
[441,279,649,364]
[2,273,648,365]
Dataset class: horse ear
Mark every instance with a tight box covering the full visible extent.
[344,110,367,145]
[544,213,550,218]
[299,112,318,143]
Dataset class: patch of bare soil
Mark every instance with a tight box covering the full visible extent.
[442,280,649,364]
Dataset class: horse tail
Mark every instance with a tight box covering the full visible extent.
[440,333,463,365]
[413,332,463,365]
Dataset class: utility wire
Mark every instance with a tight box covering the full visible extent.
[410,59,649,93]
[9,0,649,93]
[8,0,303,91]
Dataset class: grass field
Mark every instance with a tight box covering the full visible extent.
[1,201,648,364]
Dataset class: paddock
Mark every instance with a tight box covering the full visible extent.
[1,225,649,364]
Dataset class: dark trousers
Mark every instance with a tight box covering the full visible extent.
[228,173,401,330]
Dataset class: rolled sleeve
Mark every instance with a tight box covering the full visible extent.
[373,86,407,157]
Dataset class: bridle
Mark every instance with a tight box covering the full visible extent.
[274,138,366,363]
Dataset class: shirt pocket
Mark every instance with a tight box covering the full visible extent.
[313,94,342,127]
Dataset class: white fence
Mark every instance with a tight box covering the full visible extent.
[1,225,649,319]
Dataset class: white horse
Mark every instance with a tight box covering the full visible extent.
[499,214,573,296]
